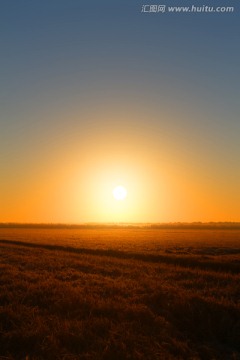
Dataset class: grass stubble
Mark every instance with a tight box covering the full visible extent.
[0,228,240,359]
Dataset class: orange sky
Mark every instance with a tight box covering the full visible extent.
[1,103,239,223]
[1,2,239,223]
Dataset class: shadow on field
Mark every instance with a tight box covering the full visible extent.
[0,238,240,274]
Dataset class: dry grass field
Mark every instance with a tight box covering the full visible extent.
[0,227,240,359]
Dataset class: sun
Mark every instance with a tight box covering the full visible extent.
[113,185,127,201]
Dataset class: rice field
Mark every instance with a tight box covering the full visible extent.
[0,226,240,359]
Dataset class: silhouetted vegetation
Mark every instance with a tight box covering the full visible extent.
[0,228,240,359]
[1,222,240,229]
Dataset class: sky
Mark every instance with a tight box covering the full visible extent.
[0,0,239,223]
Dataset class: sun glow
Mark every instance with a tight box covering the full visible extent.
[113,185,127,201]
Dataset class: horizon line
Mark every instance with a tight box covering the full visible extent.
[1,222,240,229]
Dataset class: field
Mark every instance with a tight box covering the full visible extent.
[0,227,240,360]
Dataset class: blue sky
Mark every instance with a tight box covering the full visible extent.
[1,0,239,222]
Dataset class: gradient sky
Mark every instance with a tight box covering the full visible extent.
[1,0,239,223]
